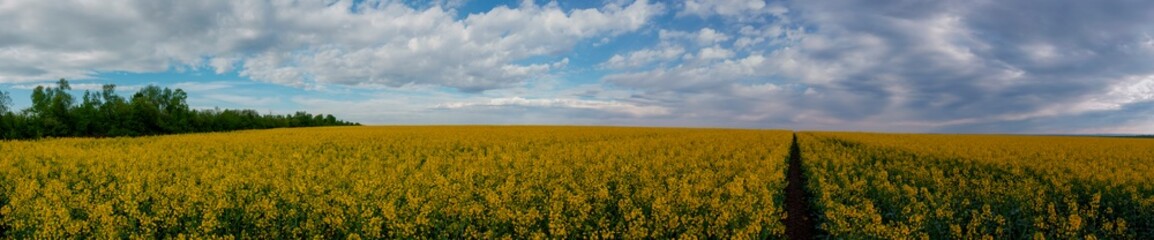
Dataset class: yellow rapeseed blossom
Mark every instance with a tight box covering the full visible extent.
[0,126,792,239]
[799,132,1154,239]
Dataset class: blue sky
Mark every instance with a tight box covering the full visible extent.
[2,0,1154,133]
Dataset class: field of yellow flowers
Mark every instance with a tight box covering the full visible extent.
[799,132,1154,239]
[0,126,793,239]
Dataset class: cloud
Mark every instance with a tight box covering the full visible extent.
[208,58,238,74]
[762,0,1154,132]
[601,45,685,69]
[1071,75,1154,113]
[679,0,773,19]
[170,81,239,92]
[0,0,661,92]
[694,28,731,46]
[587,0,1154,132]
[9,82,141,92]
[658,28,736,46]
[6,0,1154,133]
[437,97,670,117]
[289,89,676,126]
[604,51,769,92]
[203,94,280,107]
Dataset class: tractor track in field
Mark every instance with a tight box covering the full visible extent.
[783,133,818,239]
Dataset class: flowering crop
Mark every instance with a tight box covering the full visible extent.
[799,132,1154,239]
[0,126,792,239]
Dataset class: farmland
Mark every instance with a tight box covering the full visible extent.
[800,132,1154,239]
[3,127,1154,239]
[0,126,792,239]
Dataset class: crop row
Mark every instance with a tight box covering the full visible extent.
[800,132,1154,239]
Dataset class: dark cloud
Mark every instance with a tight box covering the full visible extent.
[592,0,1154,133]
[775,0,1154,132]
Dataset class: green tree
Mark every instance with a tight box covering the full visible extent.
[165,89,190,132]
[0,91,12,138]
[27,79,76,137]
[97,84,134,136]
[74,90,104,136]
[0,79,356,140]
[0,90,11,113]
[50,79,75,136]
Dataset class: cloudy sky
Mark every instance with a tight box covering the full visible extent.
[2,0,1153,133]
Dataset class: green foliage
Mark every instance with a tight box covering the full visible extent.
[0,79,359,140]
[0,90,11,113]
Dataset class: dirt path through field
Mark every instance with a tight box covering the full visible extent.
[784,133,817,239]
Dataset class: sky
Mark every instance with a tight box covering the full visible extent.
[2,0,1154,134]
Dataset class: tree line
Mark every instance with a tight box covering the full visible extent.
[0,79,358,140]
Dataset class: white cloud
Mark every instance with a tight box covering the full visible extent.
[437,97,670,117]
[0,0,661,92]
[695,28,730,46]
[601,45,685,69]
[1074,75,1154,113]
[696,46,735,61]
[605,51,769,92]
[252,0,660,91]
[209,57,238,74]
[203,94,280,106]
[681,0,769,18]
[171,81,238,92]
[731,83,782,98]
[659,28,733,47]
[9,83,140,92]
